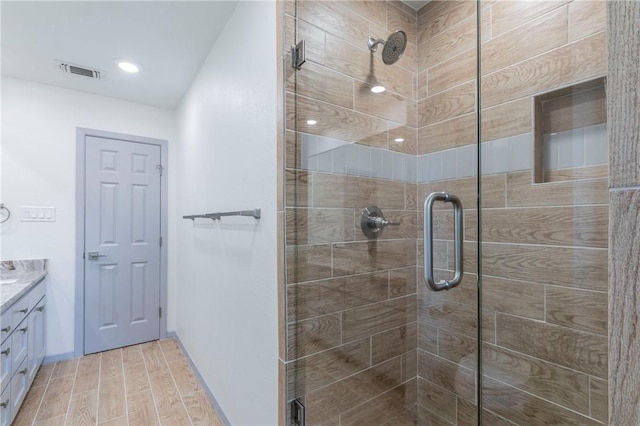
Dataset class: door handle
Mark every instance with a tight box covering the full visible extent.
[87,251,108,260]
[424,192,463,291]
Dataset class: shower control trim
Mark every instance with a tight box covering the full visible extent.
[360,206,400,239]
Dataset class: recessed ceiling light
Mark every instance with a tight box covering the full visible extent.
[371,85,386,93]
[394,138,405,143]
[117,60,140,73]
[306,120,317,125]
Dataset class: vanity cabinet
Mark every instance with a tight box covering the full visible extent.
[0,278,46,425]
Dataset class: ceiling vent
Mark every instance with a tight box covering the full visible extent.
[56,61,104,80]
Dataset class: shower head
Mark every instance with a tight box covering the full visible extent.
[367,30,407,65]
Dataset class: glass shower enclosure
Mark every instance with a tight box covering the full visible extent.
[284,0,608,424]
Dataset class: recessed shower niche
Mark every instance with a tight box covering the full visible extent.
[534,77,607,183]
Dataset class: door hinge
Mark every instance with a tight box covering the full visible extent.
[291,399,305,426]
[291,40,306,70]
[156,164,164,176]
[159,307,162,317]
[159,236,163,247]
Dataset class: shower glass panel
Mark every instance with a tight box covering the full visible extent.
[478,0,608,424]
[284,0,608,424]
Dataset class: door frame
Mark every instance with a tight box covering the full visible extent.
[74,127,168,357]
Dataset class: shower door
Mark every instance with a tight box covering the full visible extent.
[284,0,479,423]
[283,0,608,424]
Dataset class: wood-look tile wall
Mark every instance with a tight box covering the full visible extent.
[414,1,608,424]
[284,1,420,424]
[608,1,640,424]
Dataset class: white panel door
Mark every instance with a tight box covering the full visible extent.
[84,136,161,354]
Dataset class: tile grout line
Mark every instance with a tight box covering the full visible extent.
[120,349,130,425]
[140,344,163,426]
[588,375,592,418]
[29,364,55,425]
[157,339,195,426]
[62,358,81,425]
[487,374,596,420]
[95,353,102,426]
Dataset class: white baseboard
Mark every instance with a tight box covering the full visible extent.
[43,351,75,364]
[167,331,231,426]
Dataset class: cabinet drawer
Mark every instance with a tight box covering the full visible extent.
[10,325,27,377]
[0,383,10,426]
[11,297,30,331]
[0,340,10,393]
[0,310,11,344]
[28,281,45,311]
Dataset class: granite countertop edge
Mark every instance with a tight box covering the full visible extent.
[1,260,48,315]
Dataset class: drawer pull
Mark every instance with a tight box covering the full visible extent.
[36,306,45,312]
[17,308,28,314]
[19,326,28,333]
[19,368,27,375]
[0,348,9,356]
[1,326,10,333]
[0,399,8,408]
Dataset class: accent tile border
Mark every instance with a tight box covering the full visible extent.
[294,131,578,184]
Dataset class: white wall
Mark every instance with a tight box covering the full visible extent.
[174,1,278,425]
[0,77,177,356]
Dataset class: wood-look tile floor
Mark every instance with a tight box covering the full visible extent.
[13,338,224,426]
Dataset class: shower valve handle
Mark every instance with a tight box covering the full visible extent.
[361,206,400,239]
[368,216,400,228]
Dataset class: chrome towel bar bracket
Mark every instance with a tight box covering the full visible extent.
[424,192,463,291]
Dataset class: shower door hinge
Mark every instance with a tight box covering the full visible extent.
[290,399,305,426]
[291,40,306,70]
[159,236,163,247]
[156,164,164,176]
[159,307,162,317]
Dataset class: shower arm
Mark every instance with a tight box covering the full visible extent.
[367,38,386,52]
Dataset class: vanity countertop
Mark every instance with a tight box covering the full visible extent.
[1,259,48,314]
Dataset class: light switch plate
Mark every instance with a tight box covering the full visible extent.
[20,207,56,222]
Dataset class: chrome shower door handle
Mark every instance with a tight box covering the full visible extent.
[424,192,464,291]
